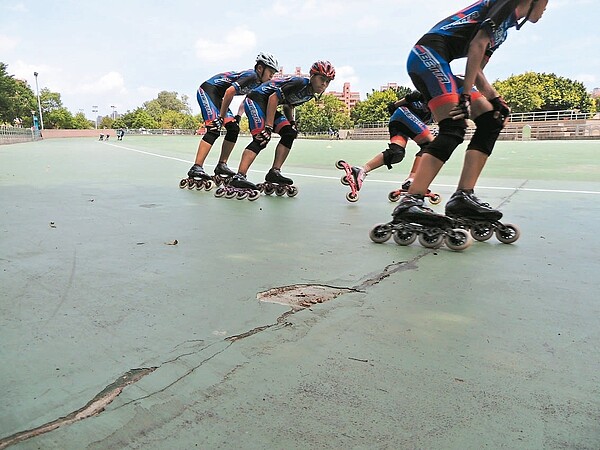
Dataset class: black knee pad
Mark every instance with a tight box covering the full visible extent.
[467,110,503,156]
[202,128,220,145]
[415,141,429,157]
[246,138,264,154]
[224,120,240,143]
[279,125,298,149]
[382,143,406,169]
[423,118,466,163]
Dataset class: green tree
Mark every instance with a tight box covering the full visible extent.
[0,62,37,126]
[295,94,352,133]
[350,89,400,125]
[493,72,593,113]
[44,107,75,129]
[143,91,191,122]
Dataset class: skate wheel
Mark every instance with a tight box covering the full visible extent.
[187,179,196,189]
[470,222,494,242]
[263,185,275,195]
[428,194,442,205]
[388,190,401,202]
[340,175,350,186]
[335,160,345,170]
[287,186,299,197]
[418,232,444,249]
[204,180,214,191]
[346,191,359,203]
[214,187,226,198]
[445,229,472,251]
[225,189,237,199]
[495,223,520,244]
[275,186,286,196]
[236,191,249,200]
[248,190,260,201]
[393,229,417,246]
[179,179,188,189]
[369,224,392,243]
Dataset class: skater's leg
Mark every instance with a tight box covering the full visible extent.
[237,148,258,175]
[194,140,213,166]
[217,140,236,164]
[217,120,241,163]
[363,153,384,173]
[271,143,290,170]
[456,150,488,191]
[406,153,444,195]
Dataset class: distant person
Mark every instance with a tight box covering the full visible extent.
[117,128,125,141]
[392,0,548,228]
[228,60,336,195]
[182,53,280,187]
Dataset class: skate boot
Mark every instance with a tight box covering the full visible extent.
[213,162,236,186]
[368,194,472,251]
[215,173,260,201]
[388,179,441,205]
[335,160,364,202]
[445,190,520,244]
[179,164,214,190]
[259,168,298,197]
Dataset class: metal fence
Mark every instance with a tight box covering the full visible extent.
[0,126,42,145]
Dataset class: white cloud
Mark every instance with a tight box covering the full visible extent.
[7,2,27,12]
[195,26,256,63]
[75,71,127,95]
[0,34,18,52]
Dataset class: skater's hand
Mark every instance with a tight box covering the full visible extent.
[289,120,297,132]
[256,125,272,145]
[490,96,511,125]
[234,114,242,124]
[210,116,224,131]
[386,101,398,116]
[449,93,471,121]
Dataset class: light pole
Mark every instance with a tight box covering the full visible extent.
[92,105,98,129]
[110,105,116,120]
[33,72,44,131]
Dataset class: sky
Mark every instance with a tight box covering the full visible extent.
[1,0,598,120]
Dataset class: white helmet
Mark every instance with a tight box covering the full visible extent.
[256,52,279,72]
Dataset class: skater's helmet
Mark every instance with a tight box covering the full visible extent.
[256,52,280,72]
[310,60,335,80]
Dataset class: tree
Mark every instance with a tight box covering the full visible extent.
[0,62,37,126]
[296,94,352,132]
[72,112,93,129]
[143,91,191,123]
[350,89,400,125]
[44,107,75,129]
[493,72,593,113]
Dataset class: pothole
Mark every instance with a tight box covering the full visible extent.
[257,284,359,310]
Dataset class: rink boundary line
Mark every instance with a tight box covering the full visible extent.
[105,142,600,196]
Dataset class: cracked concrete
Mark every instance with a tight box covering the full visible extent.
[2,137,600,449]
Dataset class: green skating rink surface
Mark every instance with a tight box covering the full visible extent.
[1,136,599,449]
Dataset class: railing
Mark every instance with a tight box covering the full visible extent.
[0,126,42,145]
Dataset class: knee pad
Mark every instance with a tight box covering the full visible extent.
[278,125,298,149]
[382,143,406,169]
[467,110,503,156]
[246,138,264,154]
[423,118,466,163]
[202,128,220,145]
[223,120,240,143]
[415,141,429,157]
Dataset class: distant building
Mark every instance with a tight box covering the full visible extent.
[329,82,360,110]
[380,82,399,91]
[591,87,600,98]
[273,66,306,80]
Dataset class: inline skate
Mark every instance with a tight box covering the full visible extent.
[257,168,298,197]
[212,162,236,186]
[214,173,260,201]
[445,190,520,244]
[388,179,441,205]
[335,160,365,202]
[369,194,472,251]
[179,164,214,191]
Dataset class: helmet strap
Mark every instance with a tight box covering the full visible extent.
[516,0,537,30]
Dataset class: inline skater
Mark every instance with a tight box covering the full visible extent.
[393,0,549,229]
[228,60,336,195]
[337,90,437,202]
[183,53,280,188]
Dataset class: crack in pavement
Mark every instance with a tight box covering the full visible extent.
[0,368,156,449]
[1,254,425,448]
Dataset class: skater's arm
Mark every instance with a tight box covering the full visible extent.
[219,86,237,119]
[282,105,294,123]
[264,92,280,128]
[462,29,491,98]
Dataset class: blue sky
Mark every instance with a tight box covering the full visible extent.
[1,0,598,119]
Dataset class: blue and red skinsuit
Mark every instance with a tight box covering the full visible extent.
[390,98,433,148]
[244,76,315,135]
[407,0,518,109]
[196,69,262,124]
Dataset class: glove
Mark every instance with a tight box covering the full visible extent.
[386,101,398,116]
[234,115,242,123]
[256,125,273,145]
[207,116,223,132]
[490,96,510,124]
[289,120,297,131]
[404,90,424,103]
[449,93,471,120]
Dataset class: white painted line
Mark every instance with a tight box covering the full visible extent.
[106,142,600,196]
